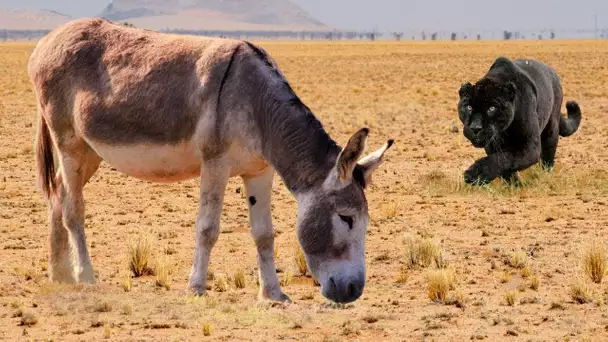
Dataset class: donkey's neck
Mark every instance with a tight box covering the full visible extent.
[258,94,341,194]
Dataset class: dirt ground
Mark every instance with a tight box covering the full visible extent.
[1,40,608,341]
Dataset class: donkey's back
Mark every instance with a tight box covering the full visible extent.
[29,18,241,146]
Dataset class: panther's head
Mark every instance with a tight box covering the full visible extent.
[458,78,517,148]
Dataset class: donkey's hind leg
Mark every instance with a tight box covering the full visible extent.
[51,141,101,283]
[189,157,231,295]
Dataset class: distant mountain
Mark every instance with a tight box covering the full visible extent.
[100,0,327,31]
[0,9,71,30]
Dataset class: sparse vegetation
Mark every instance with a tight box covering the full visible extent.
[530,275,540,290]
[233,268,246,289]
[128,232,154,277]
[505,291,517,306]
[295,246,308,275]
[122,273,132,292]
[404,235,443,269]
[509,251,528,269]
[215,275,228,292]
[581,240,607,284]
[202,322,212,336]
[426,268,456,303]
[570,280,593,304]
[154,256,173,290]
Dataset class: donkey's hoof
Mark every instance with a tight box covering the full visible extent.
[260,288,292,303]
[79,269,96,284]
[189,285,209,297]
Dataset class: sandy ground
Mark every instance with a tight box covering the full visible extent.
[1,40,608,341]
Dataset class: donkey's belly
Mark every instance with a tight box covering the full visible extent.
[88,141,202,182]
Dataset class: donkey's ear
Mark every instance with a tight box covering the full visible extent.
[357,139,394,186]
[336,128,369,183]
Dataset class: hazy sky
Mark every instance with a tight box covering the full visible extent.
[1,0,607,31]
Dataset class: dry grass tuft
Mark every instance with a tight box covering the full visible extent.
[509,251,528,269]
[530,275,540,291]
[426,268,456,303]
[281,271,294,287]
[93,300,113,313]
[499,271,511,284]
[581,240,607,284]
[122,273,132,292]
[396,266,409,284]
[405,235,443,269]
[295,246,308,275]
[214,275,228,292]
[570,280,593,304]
[521,265,532,278]
[154,256,173,290]
[202,322,212,336]
[505,291,517,306]
[103,325,111,339]
[128,232,154,277]
[233,268,246,289]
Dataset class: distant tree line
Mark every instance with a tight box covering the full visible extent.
[2,26,608,42]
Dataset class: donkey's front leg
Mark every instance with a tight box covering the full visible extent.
[189,159,231,295]
[243,168,291,303]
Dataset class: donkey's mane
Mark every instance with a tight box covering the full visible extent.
[244,41,342,192]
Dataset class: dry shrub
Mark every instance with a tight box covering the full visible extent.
[215,275,228,292]
[202,322,212,336]
[570,280,593,304]
[396,266,409,284]
[154,256,173,290]
[129,232,154,277]
[294,246,308,275]
[509,251,528,269]
[20,310,38,326]
[405,235,443,269]
[233,268,246,289]
[530,275,540,291]
[505,291,517,306]
[581,240,607,284]
[93,300,113,313]
[521,265,532,278]
[122,273,132,292]
[500,271,511,284]
[281,271,294,287]
[426,268,456,303]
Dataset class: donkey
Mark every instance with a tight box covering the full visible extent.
[29,19,393,304]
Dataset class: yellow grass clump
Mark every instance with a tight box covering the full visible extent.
[128,232,154,277]
[426,268,456,303]
[233,268,246,289]
[581,240,607,284]
[405,235,444,269]
[570,280,593,304]
[295,246,308,275]
[509,251,528,269]
[505,291,517,306]
[154,256,173,290]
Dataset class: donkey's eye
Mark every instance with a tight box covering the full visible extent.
[488,106,496,114]
[339,215,354,229]
[466,105,473,112]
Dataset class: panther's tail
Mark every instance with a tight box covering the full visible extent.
[559,101,582,137]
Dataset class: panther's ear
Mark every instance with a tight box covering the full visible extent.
[502,82,517,102]
[459,82,473,99]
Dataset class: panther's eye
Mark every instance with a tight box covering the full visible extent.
[339,215,354,229]
[488,106,496,114]
[466,105,473,112]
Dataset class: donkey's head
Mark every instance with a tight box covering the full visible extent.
[296,128,393,303]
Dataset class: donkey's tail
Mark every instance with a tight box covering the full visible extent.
[36,113,56,199]
[559,101,582,137]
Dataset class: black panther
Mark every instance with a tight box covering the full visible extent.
[458,57,581,185]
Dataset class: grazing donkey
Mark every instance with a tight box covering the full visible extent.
[29,19,393,304]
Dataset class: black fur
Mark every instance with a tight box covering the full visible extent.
[458,57,582,185]
[248,196,257,206]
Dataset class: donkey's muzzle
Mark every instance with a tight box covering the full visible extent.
[324,275,364,303]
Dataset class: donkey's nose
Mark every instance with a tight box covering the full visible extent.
[324,276,364,303]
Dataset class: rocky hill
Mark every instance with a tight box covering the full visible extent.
[100,0,327,31]
[0,9,70,30]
